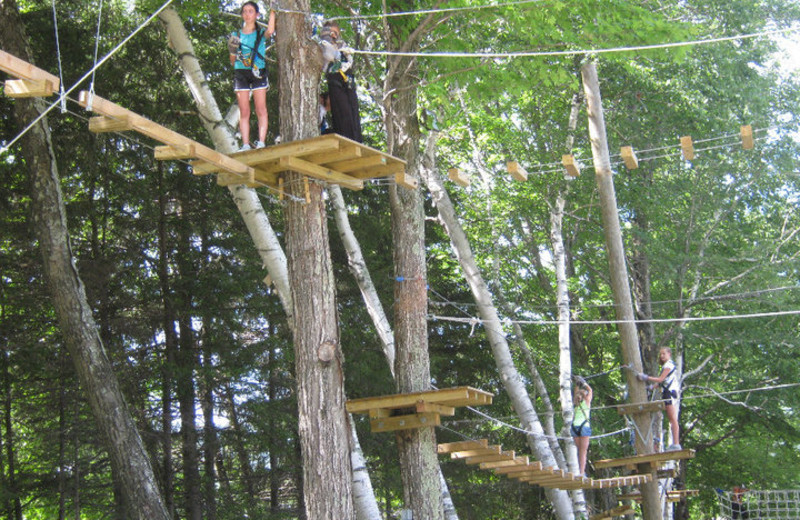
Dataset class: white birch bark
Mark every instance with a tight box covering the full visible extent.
[158,7,293,320]
[350,417,382,520]
[420,135,574,520]
[329,186,396,373]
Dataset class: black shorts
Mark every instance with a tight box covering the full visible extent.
[662,387,678,406]
[234,68,269,92]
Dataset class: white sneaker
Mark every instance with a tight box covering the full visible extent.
[239,143,252,151]
[254,140,266,149]
[666,444,682,451]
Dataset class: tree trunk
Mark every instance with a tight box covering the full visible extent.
[383,25,442,520]
[222,382,258,516]
[276,3,354,518]
[1,345,21,520]
[420,137,575,520]
[0,2,170,518]
[580,61,660,520]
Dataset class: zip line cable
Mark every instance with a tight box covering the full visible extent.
[429,308,800,327]
[352,26,800,58]
[51,0,66,113]
[326,0,549,21]
[0,0,175,155]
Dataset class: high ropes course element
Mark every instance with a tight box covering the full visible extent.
[0,50,413,196]
[717,489,800,520]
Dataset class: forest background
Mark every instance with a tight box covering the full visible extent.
[1,0,800,518]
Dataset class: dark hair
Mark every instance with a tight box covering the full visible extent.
[241,1,259,13]
[323,20,340,30]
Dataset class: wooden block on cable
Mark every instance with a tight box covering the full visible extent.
[4,78,56,98]
[741,124,754,150]
[448,168,470,187]
[590,504,636,520]
[616,401,664,416]
[395,171,418,189]
[620,146,639,169]
[89,115,133,133]
[506,161,528,181]
[593,449,695,470]
[680,136,695,160]
[562,154,581,177]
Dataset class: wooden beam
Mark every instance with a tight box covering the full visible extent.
[414,401,455,416]
[77,91,255,184]
[506,161,528,181]
[448,168,470,187]
[562,154,580,177]
[437,439,488,454]
[450,446,501,459]
[616,401,665,416]
[741,124,754,150]
[680,136,695,160]
[620,146,639,170]
[88,115,133,133]
[154,144,196,161]
[593,449,695,470]
[348,162,405,179]
[493,462,544,474]
[0,50,60,90]
[395,171,418,190]
[328,154,386,173]
[370,412,440,433]
[278,156,363,191]
[4,78,55,98]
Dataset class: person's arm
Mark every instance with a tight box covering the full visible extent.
[649,366,671,384]
[585,384,593,405]
[265,9,276,38]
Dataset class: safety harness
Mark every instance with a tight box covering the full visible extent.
[237,27,266,74]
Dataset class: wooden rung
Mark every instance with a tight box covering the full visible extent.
[464,451,515,465]
[88,115,133,133]
[616,401,665,416]
[680,136,695,160]
[494,461,543,474]
[370,412,440,433]
[620,146,639,170]
[448,168,470,187]
[4,78,55,98]
[561,155,580,177]
[506,161,528,181]
[437,439,487,454]
[478,458,526,470]
[451,445,501,459]
[395,171,418,190]
[741,124,754,150]
[154,144,196,161]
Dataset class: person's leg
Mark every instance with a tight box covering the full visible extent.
[252,87,268,146]
[237,89,252,147]
[575,436,589,475]
[666,404,680,446]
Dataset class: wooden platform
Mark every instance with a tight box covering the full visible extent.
[593,449,695,471]
[618,489,699,503]
[346,387,493,433]
[590,504,636,520]
[0,50,412,193]
[438,440,652,490]
[191,133,412,190]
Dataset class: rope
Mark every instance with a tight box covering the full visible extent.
[86,0,105,111]
[326,0,548,21]
[0,0,175,155]
[351,26,799,58]
[51,0,66,113]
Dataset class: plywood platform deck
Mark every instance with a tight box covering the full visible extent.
[346,387,493,433]
[593,449,695,471]
[191,133,411,190]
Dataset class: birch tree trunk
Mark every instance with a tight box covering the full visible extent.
[420,139,575,520]
[0,2,170,518]
[277,3,354,518]
[580,61,661,520]
[158,7,293,321]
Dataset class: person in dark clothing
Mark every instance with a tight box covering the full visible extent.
[319,20,362,143]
